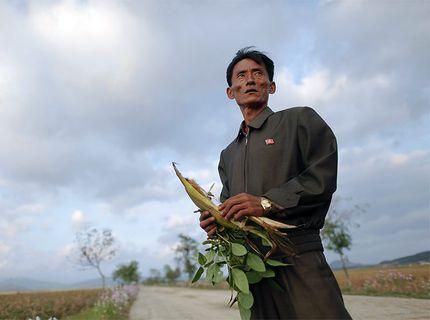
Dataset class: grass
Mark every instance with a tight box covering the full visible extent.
[62,303,132,320]
[63,307,100,320]
[333,264,430,299]
[0,288,102,319]
[0,285,139,320]
[187,263,430,299]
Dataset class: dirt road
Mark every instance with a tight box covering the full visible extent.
[129,286,430,320]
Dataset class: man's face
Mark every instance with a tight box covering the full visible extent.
[227,58,276,109]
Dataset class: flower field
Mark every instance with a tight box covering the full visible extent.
[91,285,139,320]
[0,288,101,319]
[0,285,139,320]
[334,264,430,298]
[190,263,430,299]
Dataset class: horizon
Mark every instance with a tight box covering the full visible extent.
[1,249,428,287]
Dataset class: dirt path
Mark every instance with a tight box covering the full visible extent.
[129,286,430,320]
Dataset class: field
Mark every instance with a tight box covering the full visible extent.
[333,264,430,299]
[0,288,101,319]
[189,263,430,299]
[0,265,427,319]
[0,285,139,320]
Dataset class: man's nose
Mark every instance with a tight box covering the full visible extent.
[246,73,256,84]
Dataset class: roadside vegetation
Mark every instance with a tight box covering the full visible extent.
[2,230,428,320]
[0,285,139,320]
[181,264,430,299]
[334,264,430,299]
[63,285,139,320]
[144,234,430,300]
[0,228,143,320]
[0,289,101,319]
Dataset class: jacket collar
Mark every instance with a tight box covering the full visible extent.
[236,107,274,141]
[248,106,274,129]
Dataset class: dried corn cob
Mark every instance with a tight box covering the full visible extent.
[173,162,297,256]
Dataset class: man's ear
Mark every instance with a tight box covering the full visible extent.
[269,81,276,94]
[226,87,235,100]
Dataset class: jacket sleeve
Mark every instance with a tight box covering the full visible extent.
[263,107,338,210]
[218,150,230,203]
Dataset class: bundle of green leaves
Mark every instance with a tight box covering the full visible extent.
[173,163,294,320]
[192,230,289,320]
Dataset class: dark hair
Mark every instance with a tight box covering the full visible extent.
[226,47,274,86]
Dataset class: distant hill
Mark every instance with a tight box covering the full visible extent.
[329,260,367,270]
[66,277,115,289]
[0,278,65,292]
[0,277,116,292]
[329,250,430,270]
[379,250,430,265]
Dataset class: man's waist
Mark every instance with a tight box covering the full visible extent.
[286,228,323,254]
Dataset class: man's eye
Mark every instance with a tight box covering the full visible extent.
[254,71,263,77]
[237,73,245,78]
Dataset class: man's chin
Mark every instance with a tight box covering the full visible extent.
[241,102,266,110]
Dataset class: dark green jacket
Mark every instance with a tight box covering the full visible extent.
[219,107,352,319]
[218,106,337,232]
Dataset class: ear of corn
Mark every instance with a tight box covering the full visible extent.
[173,162,239,230]
[173,162,297,256]
[174,163,298,319]
[249,216,296,230]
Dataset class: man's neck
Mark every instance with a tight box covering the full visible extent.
[239,104,267,125]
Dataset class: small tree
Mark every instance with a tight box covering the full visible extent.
[113,260,140,285]
[144,268,162,285]
[163,264,181,284]
[74,228,117,289]
[322,197,367,287]
[322,218,352,286]
[175,234,198,281]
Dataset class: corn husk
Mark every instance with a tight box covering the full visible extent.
[173,162,297,257]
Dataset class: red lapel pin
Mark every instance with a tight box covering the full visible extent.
[265,138,275,145]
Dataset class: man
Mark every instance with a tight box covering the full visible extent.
[200,47,351,319]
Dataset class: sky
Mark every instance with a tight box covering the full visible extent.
[0,0,429,284]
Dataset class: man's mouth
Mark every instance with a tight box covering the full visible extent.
[245,89,258,94]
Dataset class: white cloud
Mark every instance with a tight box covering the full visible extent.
[386,150,427,168]
[157,243,177,260]
[30,0,124,51]
[164,214,195,231]
[0,202,45,238]
[273,66,425,148]
[71,209,89,229]
[0,241,11,270]
[71,210,85,223]
[0,243,10,269]
[274,68,347,106]
[0,242,10,254]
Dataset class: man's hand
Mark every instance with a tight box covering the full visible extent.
[219,193,265,221]
[199,211,217,237]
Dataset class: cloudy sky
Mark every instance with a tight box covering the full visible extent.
[0,0,429,284]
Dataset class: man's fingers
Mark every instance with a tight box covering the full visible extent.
[204,224,217,237]
[198,210,218,237]
[207,226,217,237]
[205,224,216,233]
[233,209,249,221]
[219,194,247,216]
[200,217,215,229]
[219,194,246,212]
[224,202,248,220]
[199,210,211,221]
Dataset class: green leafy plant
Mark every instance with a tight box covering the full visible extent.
[175,233,199,281]
[192,232,290,320]
[173,163,295,320]
[112,260,141,285]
